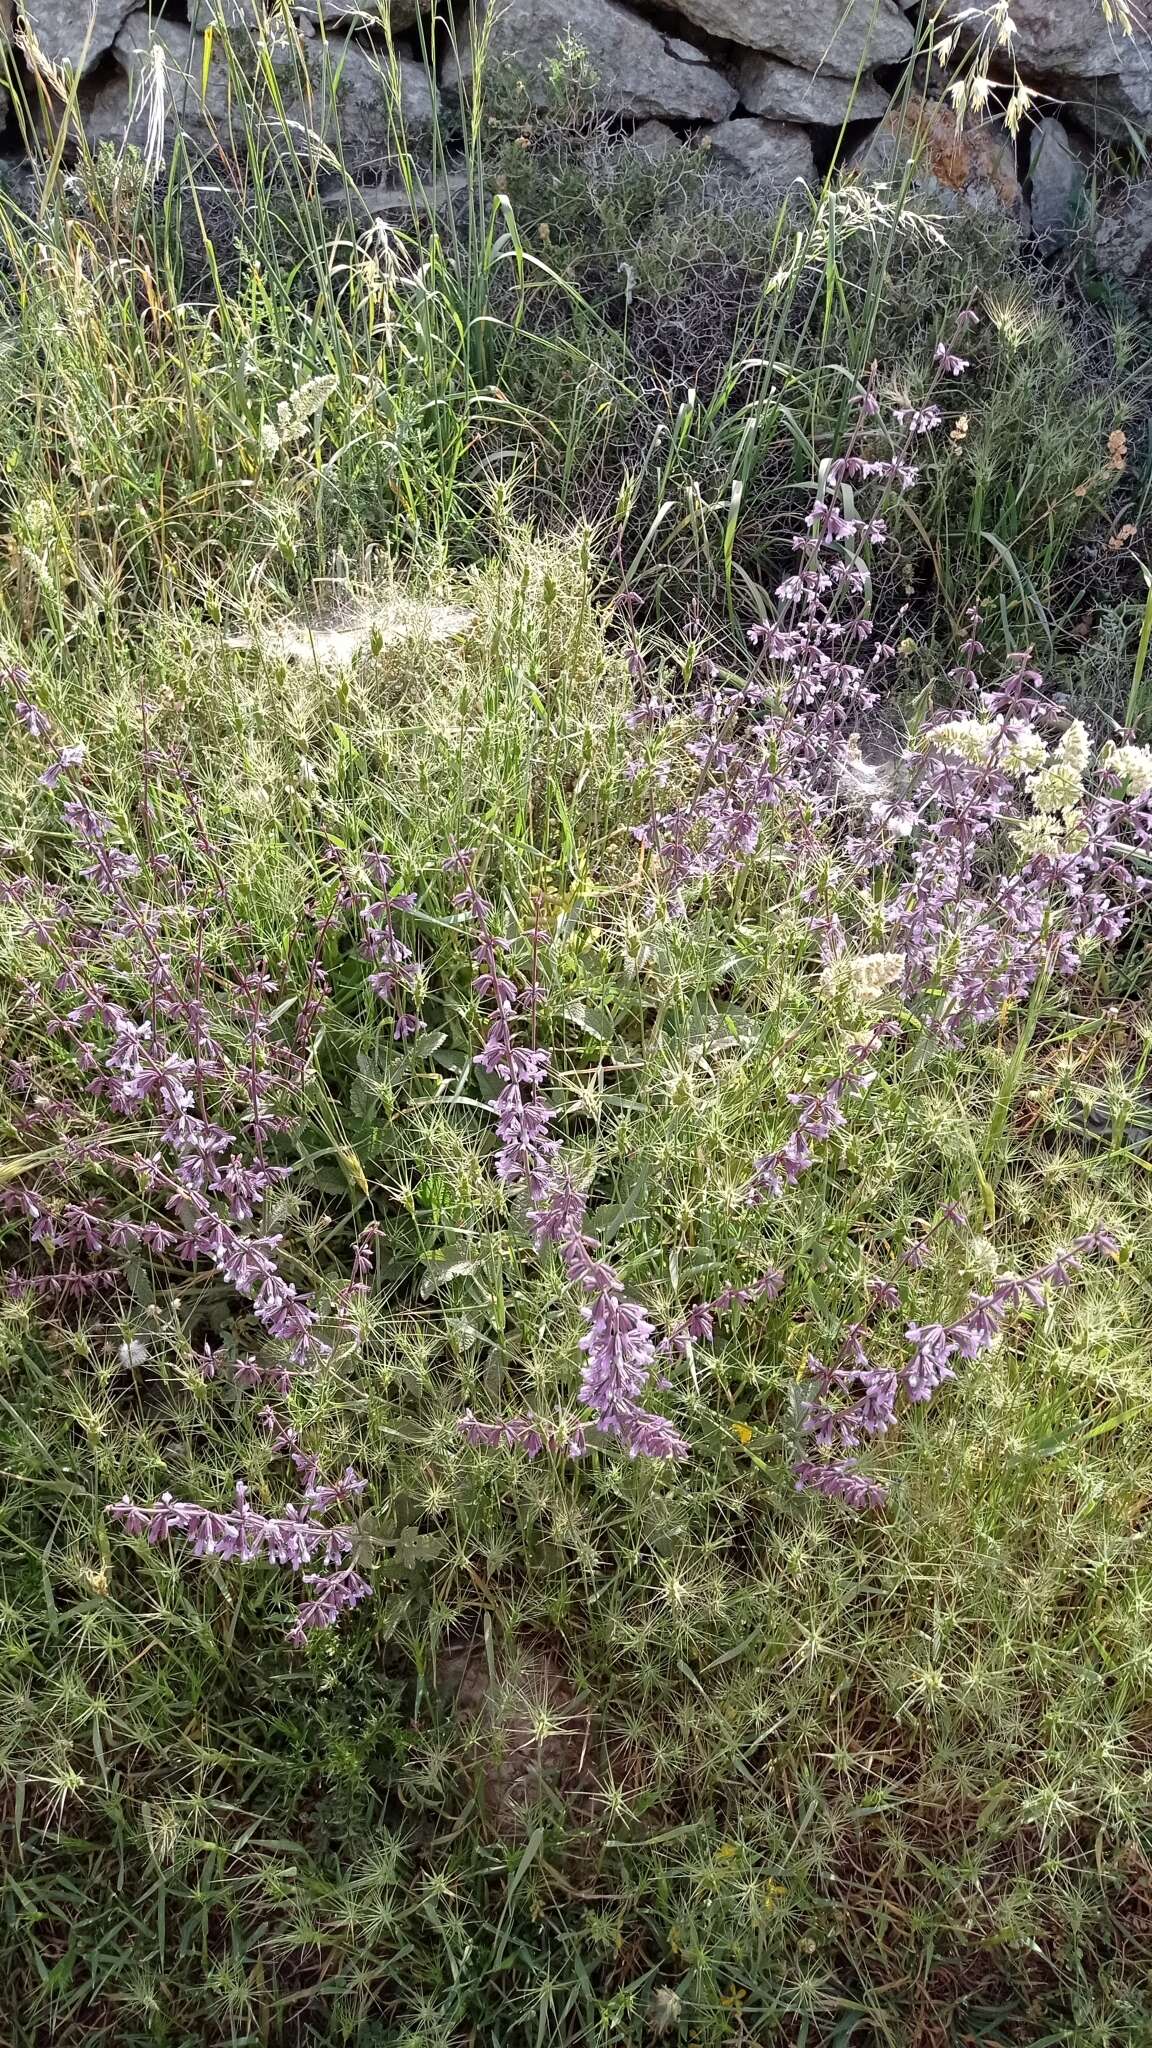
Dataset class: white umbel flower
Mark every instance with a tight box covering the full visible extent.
[1028,722,1089,814]
[920,716,998,763]
[821,951,906,1008]
[1103,741,1152,797]
[1001,724,1047,776]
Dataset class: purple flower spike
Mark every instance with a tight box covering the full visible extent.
[286,1567,373,1645]
[903,1323,958,1403]
[747,1028,891,1207]
[358,849,424,1039]
[108,1476,371,1645]
[40,744,87,789]
[663,1268,784,1359]
[454,880,691,1461]
[933,343,969,377]
[794,1459,886,1511]
[15,698,52,740]
[459,1411,588,1458]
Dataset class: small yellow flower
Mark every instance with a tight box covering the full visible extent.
[731,1421,753,1446]
[715,1841,739,1862]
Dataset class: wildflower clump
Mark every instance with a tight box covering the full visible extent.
[3,59,1152,2043]
[5,328,1150,1654]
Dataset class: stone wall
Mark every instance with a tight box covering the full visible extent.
[2,0,1150,258]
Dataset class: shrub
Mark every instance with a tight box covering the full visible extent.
[4,337,1152,2039]
[3,36,1152,2048]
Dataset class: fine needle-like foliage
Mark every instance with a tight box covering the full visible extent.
[2,15,1152,2048]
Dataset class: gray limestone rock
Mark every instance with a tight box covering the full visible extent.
[673,0,912,74]
[321,167,467,217]
[630,116,681,160]
[442,0,738,123]
[295,0,419,23]
[738,54,891,124]
[1094,176,1152,303]
[1027,116,1089,248]
[926,0,1152,138]
[705,115,815,187]
[175,0,421,29]
[850,96,1027,224]
[18,0,137,76]
[83,14,435,160]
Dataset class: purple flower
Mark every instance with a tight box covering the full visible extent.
[949,1297,1004,1359]
[903,1323,957,1403]
[663,1270,784,1358]
[893,404,943,435]
[933,343,969,377]
[527,1175,588,1246]
[458,1411,588,1458]
[858,1370,899,1436]
[442,845,476,876]
[40,744,87,790]
[61,800,114,843]
[577,1289,656,1436]
[455,880,688,1459]
[868,1278,901,1310]
[460,1413,546,1457]
[301,1465,367,1514]
[359,852,424,1036]
[546,1207,689,1455]
[15,698,52,740]
[794,1459,886,1510]
[806,500,859,545]
[286,1567,373,1645]
[747,1030,892,1207]
[85,844,142,891]
[108,1495,150,1536]
[108,1477,371,1644]
[889,1231,1119,1446]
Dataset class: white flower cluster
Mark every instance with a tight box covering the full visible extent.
[919,715,999,764]
[1013,722,1092,860]
[1011,811,1066,860]
[821,951,906,1010]
[1027,720,1089,814]
[999,724,1047,776]
[1102,741,1152,798]
[920,711,1102,860]
[259,374,340,457]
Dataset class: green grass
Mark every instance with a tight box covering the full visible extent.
[2,23,1152,2048]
